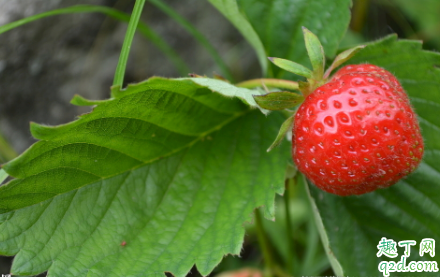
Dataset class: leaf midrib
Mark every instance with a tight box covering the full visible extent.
[0,106,250,214]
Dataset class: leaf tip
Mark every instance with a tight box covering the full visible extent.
[30,122,53,140]
[301,26,310,33]
[267,57,274,62]
[70,95,98,106]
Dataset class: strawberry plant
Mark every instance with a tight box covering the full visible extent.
[0,1,439,276]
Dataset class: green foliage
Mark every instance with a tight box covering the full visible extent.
[307,35,440,276]
[0,78,290,276]
[302,27,325,80]
[181,77,268,114]
[236,0,352,78]
[253,91,304,111]
[268,57,312,78]
[1,1,440,276]
[208,0,268,75]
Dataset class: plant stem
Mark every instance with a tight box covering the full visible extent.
[0,132,17,163]
[350,0,369,33]
[236,78,299,91]
[113,0,146,87]
[284,178,296,274]
[254,209,276,276]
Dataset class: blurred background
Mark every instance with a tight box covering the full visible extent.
[1,0,439,276]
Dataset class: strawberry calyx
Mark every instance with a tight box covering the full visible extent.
[252,27,365,152]
[268,27,365,97]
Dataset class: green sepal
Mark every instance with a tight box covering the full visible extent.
[267,114,295,152]
[268,57,312,78]
[302,27,325,80]
[298,81,312,96]
[253,91,304,111]
[324,45,366,79]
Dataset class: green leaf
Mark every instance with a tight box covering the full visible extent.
[182,77,269,114]
[253,91,304,111]
[0,169,8,185]
[307,35,440,276]
[266,114,295,152]
[302,27,325,80]
[208,0,268,75]
[268,57,313,78]
[0,78,290,276]
[324,45,365,79]
[236,0,351,78]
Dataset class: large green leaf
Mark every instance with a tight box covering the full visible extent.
[307,35,440,276]
[0,78,290,276]
[236,0,352,78]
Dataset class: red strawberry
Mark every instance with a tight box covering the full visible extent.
[292,64,424,196]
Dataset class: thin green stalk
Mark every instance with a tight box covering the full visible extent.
[148,0,234,81]
[284,178,297,275]
[350,0,370,33]
[255,209,276,276]
[236,78,299,91]
[0,169,8,185]
[113,0,146,87]
[0,132,18,163]
[301,215,320,273]
[0,5,189,76]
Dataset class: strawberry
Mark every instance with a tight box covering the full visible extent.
[292,64,424,196]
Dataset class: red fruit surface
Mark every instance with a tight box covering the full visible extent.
[292,64,424,196]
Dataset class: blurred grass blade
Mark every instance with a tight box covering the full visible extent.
[208,0,267,76]
[148,0,234,81]
[0,4,189,76]
[113,0,146,87]
[0,169,7,185]
[0,132,17,163]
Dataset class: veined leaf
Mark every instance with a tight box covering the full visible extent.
[253,91,304,111]
[182,77,269,114]
[236,0,351,78]
[307,35,440,276]
[0,78,291,276]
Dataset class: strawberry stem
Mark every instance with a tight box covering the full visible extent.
[236,78,299,91]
